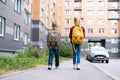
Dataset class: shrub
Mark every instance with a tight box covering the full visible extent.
[60,42,73,58]
[17,46,41,58]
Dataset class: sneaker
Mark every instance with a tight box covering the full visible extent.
[48,65,52,70]
[76,64,80,70]
[56,66,59,69]
[73,64,76,69]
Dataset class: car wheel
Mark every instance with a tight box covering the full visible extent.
[89,59,93,62]
[102,60,104,63]
[106,60,109,63]
[86,55,88,60]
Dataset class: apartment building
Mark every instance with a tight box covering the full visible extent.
[55,0,120,57]
[0,0,31,54]
[31,0,55,51]
[0,0,119,57]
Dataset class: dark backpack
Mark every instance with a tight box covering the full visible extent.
[47,29,61,49]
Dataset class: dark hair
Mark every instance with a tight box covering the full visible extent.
[74,17,77,24]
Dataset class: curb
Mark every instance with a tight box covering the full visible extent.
[0,65,45,78]
[92,63,120,80]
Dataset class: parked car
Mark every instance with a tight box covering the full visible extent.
[86,46,109,63]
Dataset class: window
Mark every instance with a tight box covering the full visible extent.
[111,20,118,26]
[25,0,29,4]
[98,10,104,15]
[65,28,69,33]
[40,39,43,49]
[65,1,72,6]
[14,24,20,40]
[86,1,93,6]
[41,8,44,18]
[98,19,104,25]
[24,12,29,24]
[111,29,117,34]
[74,11,81,18]
[87,10,93,16]
[99,28,104,34]
[41,0,44,4]
[74,2,80,7]
[14,0,21,13]
[40,23,44,32]
[0,16,5,37]
[24,33,28,45]
[88,28,93,34]
[111,48,118,53]
[111,2,118,8]
[65,19,72,24]
[98,1,104,6]
[0,0,6,3]
[65,10,72,15]
[87,20,94,25]
[111,39,118,44]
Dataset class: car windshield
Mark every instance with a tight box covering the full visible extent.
[91,47,105,52]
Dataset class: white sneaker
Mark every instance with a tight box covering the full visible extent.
[76,64,80,70]
[73,64,76,69]
[48,65,52,70]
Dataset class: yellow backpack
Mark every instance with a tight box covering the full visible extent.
[72,25,84,44]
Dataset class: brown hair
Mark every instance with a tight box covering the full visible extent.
[52,21,58,29]
[74,17,80,26]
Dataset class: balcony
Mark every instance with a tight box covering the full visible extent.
[74,0,82,2]
[74,2,82,11]
[108,14,120,20]
[108,6,119,11]
[74,6,82,11]
[108,0,119,2]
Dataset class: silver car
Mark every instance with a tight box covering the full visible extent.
[86,46,109,63]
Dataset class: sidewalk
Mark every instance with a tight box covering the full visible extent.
[91,59,120,80]
[0,59,113,80]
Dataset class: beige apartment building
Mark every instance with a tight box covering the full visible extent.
[54,0,120,57]
[31,0,120,57]
[31,0,55,51]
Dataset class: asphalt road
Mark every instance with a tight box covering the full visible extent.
[92,59,120,80]
[0,58,114,80]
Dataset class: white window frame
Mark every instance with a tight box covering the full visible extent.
[88,28,93,34]
[86,1,93,6]
[14,24,20,40]
[111,38,118,44]
[87,20,94,25]
[14,0,21,13]
[41,0,44,4]
[65,1,72,6]
[65,19,72,24]
[24,12,29,24]
[65,10,72,15]
[99,28,104,34]
[111,48,118,53]
[98,19,104,25]
[0,16,5,37]
[111,29,117,34]
[98,1,104,6]
[41,8,44,18]
[98,10,104,15]
[24,33,28,45]
[111,20,118,26]
[40,39,43,49]
[65,28,70,33]
[87,10,93,16]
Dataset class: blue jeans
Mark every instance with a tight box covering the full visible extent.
[73,44,82,65]
[48,49,59,67]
